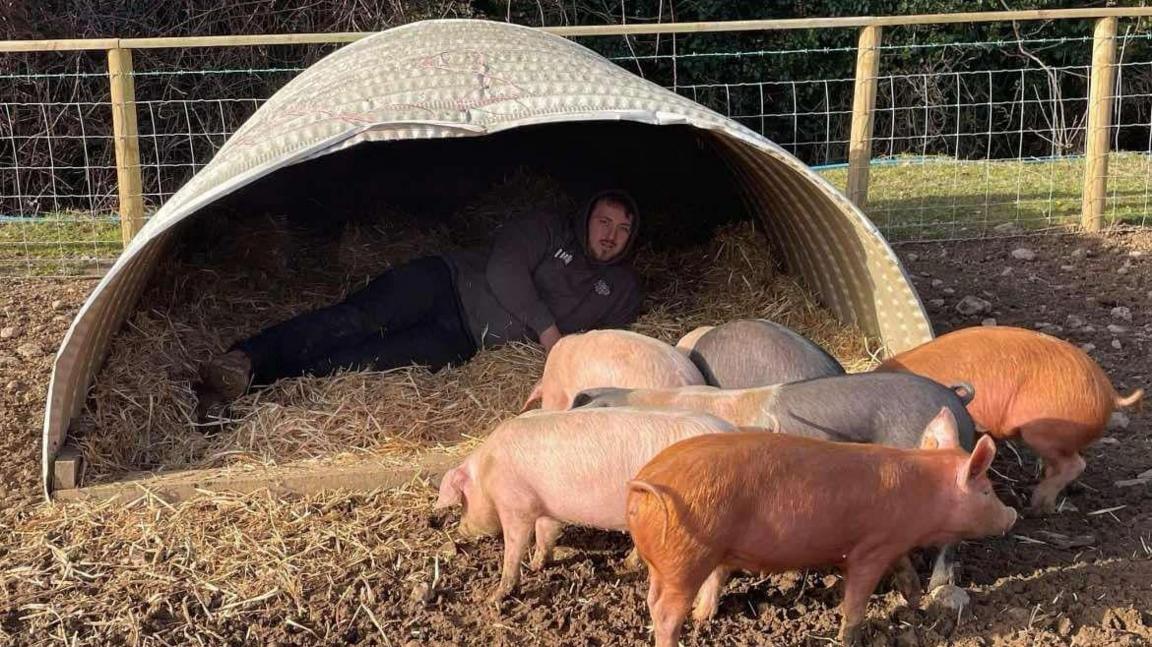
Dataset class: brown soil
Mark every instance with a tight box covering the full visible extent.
[2,231,1151,647]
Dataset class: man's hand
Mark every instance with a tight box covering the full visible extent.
[539,325,562,353]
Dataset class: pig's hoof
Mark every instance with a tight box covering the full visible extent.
[892,574,923,608]
[528,555,547,572]
[929,584,970,612]
[485,593,511,618]
[1027,500,1057,517]
[837,622,863,646]
[690,603,717,624]
[486,586,513,607]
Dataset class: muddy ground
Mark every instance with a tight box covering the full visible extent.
[1,231,1150,646]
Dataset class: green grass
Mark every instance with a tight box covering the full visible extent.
[0,211,122,276]
[819,152,1152,239]
[2,153,1150,275]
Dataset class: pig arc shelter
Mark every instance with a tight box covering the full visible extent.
[42,19,932,497]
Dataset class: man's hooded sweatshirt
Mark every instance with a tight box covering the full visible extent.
[445,190,643,349]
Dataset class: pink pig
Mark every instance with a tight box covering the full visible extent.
[522,329,705,411]
[434,406,736,601]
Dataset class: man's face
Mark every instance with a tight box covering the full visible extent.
[587,200,633,262]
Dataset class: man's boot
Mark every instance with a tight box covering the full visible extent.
[200,350,252,400]
[193,350,252,422]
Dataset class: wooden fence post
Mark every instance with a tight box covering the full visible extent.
[847,25,882,209]
[108,47,146,246]
[1081,17,1118,232]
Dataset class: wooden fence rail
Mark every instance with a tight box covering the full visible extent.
[1,6,1149,244]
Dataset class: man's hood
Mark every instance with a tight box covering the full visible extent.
[575,189,641,266]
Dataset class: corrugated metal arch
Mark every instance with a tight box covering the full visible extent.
[43,19,931,496]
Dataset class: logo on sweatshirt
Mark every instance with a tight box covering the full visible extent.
[594,279,611,296]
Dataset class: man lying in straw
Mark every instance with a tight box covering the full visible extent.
[194,190,642,420]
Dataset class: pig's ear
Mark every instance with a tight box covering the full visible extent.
[520,380,543,413]
[959,435,997,486]
[919,407,960,450]
[434,466,469,509]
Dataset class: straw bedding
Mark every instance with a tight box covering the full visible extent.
[69,169,876,485]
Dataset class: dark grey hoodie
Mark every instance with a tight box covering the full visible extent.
[445,190,643,349]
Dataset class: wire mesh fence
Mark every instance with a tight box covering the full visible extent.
[0,46,338,277]
[1,58,118,276]
[1,16,1150,277]
[582,22,1151,241]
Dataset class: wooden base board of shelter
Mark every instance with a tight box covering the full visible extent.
[54,449,462,505]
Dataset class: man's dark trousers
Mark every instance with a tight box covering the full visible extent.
[234,256,477,384]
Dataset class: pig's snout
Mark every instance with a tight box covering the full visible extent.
[998,505,1019,536]
[977,499,1017,538]
[457,519,480,537]
[454,503,501,539]
[457,518,499,539]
